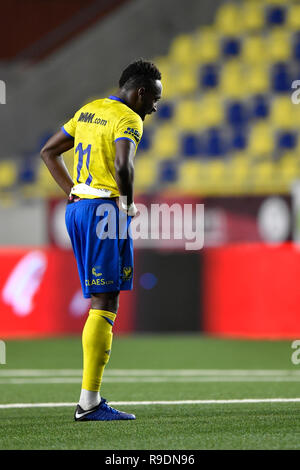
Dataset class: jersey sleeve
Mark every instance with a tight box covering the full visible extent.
[61,109,81,139]
[114,113,143,150]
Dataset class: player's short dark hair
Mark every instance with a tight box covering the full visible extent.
[119,59,161,90]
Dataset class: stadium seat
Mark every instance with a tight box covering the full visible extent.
[246,65,269,94]
[138,128,152,152]
[277,131,297,151]
[248,122,274,157]
[200,64,219,89]
[266,30,291,62]
[177,160,206,192]
[266,5,286,26]
[199,93,224,129]
[175,65,198,95]
[286,4,300,30]
[271,62,292,93]
[156,101,174,120]
[169,34,195,66]
[226,100,249,127]
[220,61,245,97]
[204,127,228,158]
[252,161,275,190]
[0,161,17,189]
[251,94,270,119]
[292,32,300,61]
[222,37,241,58]
[242,36,267,64]
[242,1,264,32]
[231,129,248,152]
[134,156,157,191]
[174,99,202,131]
[230,156,249,185]
[215,3,243,36]
[270,95,296,128]
[181,133,202,158]
[152,123,179,158]
[193,27,219,63]
[159,160,178,183]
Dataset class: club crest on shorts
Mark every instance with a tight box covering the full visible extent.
[122,266,133,281]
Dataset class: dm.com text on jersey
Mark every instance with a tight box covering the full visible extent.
[95,203,204,251]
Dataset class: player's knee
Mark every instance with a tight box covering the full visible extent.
[91,291,120,312]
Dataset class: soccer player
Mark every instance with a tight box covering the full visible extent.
[41,59,162,421]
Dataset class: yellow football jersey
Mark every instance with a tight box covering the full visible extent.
[62,95,143,198]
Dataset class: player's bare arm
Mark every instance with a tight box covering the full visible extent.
[114,138,135,208]
[40,129,74,196]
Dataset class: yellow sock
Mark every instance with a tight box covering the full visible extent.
[81,309,116,392]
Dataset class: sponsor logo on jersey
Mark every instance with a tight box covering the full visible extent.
[124,127,141,142]
[78,112,107,126]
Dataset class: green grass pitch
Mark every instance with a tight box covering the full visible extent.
[0,334,300,450]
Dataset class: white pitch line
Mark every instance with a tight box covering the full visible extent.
[1,398,300,409]
[1,369,300,377]
[3,376,300,384]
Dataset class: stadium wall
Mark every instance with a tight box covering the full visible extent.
[1,243,300,339]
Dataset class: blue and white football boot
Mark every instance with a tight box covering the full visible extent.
[74,398,136,421]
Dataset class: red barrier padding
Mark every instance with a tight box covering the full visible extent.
[203,242,300,339]
[0,248,135,338]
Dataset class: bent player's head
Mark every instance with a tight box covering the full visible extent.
[118,59,162,121]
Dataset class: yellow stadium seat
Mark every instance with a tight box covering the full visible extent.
[177,160,207,193]
[152,123,179,159]
[266,30,291,62]
[173,99,202,131]
[220,61,245,98]
[215,3,243,36]
[242,2,264,32]
[287,4,300,30]
[0,161,17,189]
[134,156,157,191]
[199,93,224,129]
[153,59,177,99]
[242,36,268,64]
[208,160,226,182]
[278,156,300,186]
[270,96,296,129]
[248,123,274,157]
[193,27,219,63]
[245,64,269,94]
[253,161,274,183]
[175,65,198,96]
[37,161,65,196]
[230,156,249,186]
[169,34,195,66]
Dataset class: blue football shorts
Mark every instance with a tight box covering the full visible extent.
[65,198,133,298]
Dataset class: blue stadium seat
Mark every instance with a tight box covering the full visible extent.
[204,128,228,158]
[271,62,291,93]
[277,131,297,150]
[293,32,300,61]
[266,6,286,26]
[181,134,202,158]
[156,101,174,120]
[138,128,152,152]
[226,101,249,127]
[231,130,248,151]
[252,94,269,119]
[222,37,241,57]
[19,155,36,184]
[200,64,219,88]
[159,160,178,183]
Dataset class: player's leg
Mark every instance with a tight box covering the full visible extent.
[79,291,119,411]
